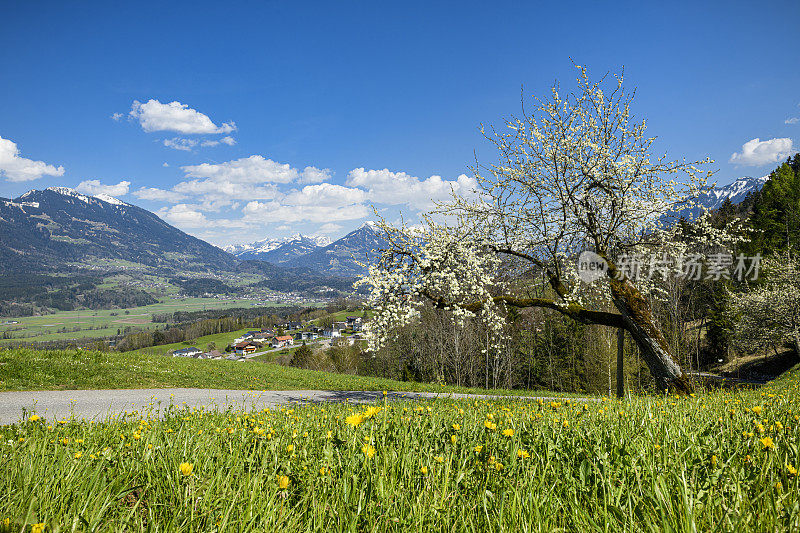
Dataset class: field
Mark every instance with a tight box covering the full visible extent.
[0,297,287,344]
[1,370,798,531]
[0,348,551,397]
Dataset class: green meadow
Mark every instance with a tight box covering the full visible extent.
[0,297,285,344]
[1,369,798,531]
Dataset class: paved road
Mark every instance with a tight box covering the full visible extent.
[0,389,588,425]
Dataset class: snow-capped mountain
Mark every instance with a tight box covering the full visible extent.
[283,222,388,276]
[224,234,332,263]
[2,187,236,272]
[671,175,768,220]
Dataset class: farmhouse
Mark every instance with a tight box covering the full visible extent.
[271,335,294,348]
[233,341,258,355]
[172,346,201,357]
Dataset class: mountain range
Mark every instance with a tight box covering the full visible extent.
[671,175,768,221]
[0,176,767,311]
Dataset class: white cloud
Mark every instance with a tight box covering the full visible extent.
[163,137,197,151]
[201,136,236,147]
[182,155,298,184]
[786,117,799,125]
[156,204,208,228]
[162,162,170,167]
[242,200,369,223]
[730,137,795,166]
[283,183,367,207]
[76,179,130,196]
[133,187,187,203]
[298,166,331,184]
[0,135,65,182]
[110,112,123,121]
[345,168,477,210]
[128,99,236,134]
[316,222,343,234]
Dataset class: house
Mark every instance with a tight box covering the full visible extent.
[234,341,258,355]
[172,346,202,357]
[346,316,362,325]
[334,321,348,331]
[322,328,341,339]
[204,349,224,359]
[271,335,295,348]
[295,331,315,341]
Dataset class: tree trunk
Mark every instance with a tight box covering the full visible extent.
[607,275,693,394]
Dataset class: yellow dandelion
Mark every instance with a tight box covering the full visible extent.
[286,444,294,453]
[345,413,365,427]
[420,466,428,475]
[277,475,289,489]
[28,414,41,422]
[484,421,497,430]
[502,428,514,437]
[786,464,797,476]
[364,406,382,418]
[517,449,530,459]
[74,452,82,459]
[362,444,376,458]
[711,455,717,466]
[760,437,775,450]
[562,420,569,428]
[752,406,762,415]
[452,423,460,431]
[32,523,45,533]
[451,435,457,444]
[474,445,483,453]
[179,462,194,476]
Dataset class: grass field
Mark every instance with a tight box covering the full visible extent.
[0,348,554,397]
[0,297,287,344]
[0,368,797,531]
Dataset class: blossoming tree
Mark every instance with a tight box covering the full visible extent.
[359,66,714,393]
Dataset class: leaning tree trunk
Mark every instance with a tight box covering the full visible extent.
[607,273,693,394]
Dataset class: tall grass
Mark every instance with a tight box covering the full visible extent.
[1,371,799,531]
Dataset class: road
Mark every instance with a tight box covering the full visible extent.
[0,388,587,425]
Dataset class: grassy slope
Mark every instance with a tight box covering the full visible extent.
[1,369,797,530]
[0,348,562,397]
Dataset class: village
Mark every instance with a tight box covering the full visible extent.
[169,315,365,361]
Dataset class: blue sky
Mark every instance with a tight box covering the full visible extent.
[1,0,799,246]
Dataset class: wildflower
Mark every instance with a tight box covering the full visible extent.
[756,423,765,434]
[60,438,69,445]
[484,421,497,430]
[319,467,327,476]
[745,454,752,462]
[420,466,428,475]
[286,444,294,453]
[32,523,45,533]
[451,435,457,444]
[277,475,289,489]
[562,420,569,428]
[452,423,460,431]
[752,406,763,415]
[786,464,797,476]
[474,445,483,453]
[364,406,382,418]
[29,415,40,422]
[345,413,365,427]
[179,462,194,476]
[517,449,530,459]
[502,428,514,437]
[760,437,775,450]
[775,481,783,492]
[435,456,444,463]
[362,444,376,458]
[654,444,661,450]
[494,462,504,471]
[711,455,717,466]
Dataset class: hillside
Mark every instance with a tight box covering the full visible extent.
[0,187,236,273]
